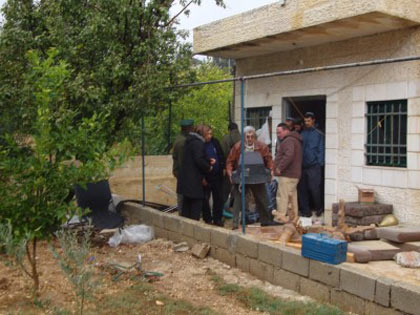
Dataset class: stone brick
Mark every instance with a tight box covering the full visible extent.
[281,248,309,277]
[375,277,393,307]
[330,289,366,315]
[235,254,250,273]
[153,227,167,239]
[226,233,238,254]
[299,278,330,304]
[340,267,377,301]
[167,230,183,243]
[211,228,231,249]
[249,259,274,282]
[193,224,212,243]
[236,235,258,258]
[309,260,340,287]
[163,214,181,232]
[365,302,403,315]
[258,241,282,268]
[179,219,195,238]
[391,281,420,315]
[213,247,236,267]
[191,243,211,259]
[272,268,300,292]
[152,211,165,228]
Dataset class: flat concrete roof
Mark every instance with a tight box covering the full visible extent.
[193,0,420,59]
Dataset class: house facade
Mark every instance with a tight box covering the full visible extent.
[193,0,420,225]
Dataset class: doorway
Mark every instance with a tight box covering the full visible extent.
[282,95,327,216]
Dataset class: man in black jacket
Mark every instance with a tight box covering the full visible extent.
[177,125,213,220]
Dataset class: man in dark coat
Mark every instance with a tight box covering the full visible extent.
[172,119,194,212]
[177,125,213,220]
[202,128,225,226]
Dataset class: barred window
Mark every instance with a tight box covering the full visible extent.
[365,100,407,167]
[245,107,271,130]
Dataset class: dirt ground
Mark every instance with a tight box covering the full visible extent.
[0,237,313,315]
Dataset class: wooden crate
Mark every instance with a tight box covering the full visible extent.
[358,189,375,203]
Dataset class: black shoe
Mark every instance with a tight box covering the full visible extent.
[214,221,224,227]
[261,221,283,227]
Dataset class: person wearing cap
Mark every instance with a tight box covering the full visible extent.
[285,117,296,131]
[172,119,194,213]
[299,112,325,224]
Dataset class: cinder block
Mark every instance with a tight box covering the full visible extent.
[309,260,340,287]
[163,214,181,232]
[272,268,300,292]
[281,248,309,277]
[191,243,211,259]
[340,267,377,301]
[258,241,282,268]
[211,228,231,249]
[167,230,183,243]
[153,227,168,239]
[179,219,195,238]
[330,289,366,315]
[226,233,238,254]
[391,281,420,315]
[249,259,274,282]
[236,254,250,273]
[152,211,165,228]
[365,302,403,315]
[180,235,196,248]
[299,278,330,304]
[213,247,236,267]
[375,277,393,307]
[193,223,212,243]
[236,235,258,258]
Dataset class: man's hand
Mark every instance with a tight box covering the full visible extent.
[226,170,233,183]
[209,158,216,165]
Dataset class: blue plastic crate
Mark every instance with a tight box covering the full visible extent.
[301,233,347,265]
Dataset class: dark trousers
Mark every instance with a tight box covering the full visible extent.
[202,179,224,224]
[181,197,203,221]
[232,183,273,227]
[298,164,323,217]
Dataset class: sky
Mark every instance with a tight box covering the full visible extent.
[0,0,277,38]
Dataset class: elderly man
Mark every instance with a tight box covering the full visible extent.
[273,123,302,222]
[226,126,280,229]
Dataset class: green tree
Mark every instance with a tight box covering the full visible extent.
[0,0,225,143]
[144,62,232,154]
[0,49,129,292]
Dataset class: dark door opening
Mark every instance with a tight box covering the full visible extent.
[283,95,326,217]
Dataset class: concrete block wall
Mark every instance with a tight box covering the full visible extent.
[124,203,418,315]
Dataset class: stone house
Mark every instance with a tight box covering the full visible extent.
[193,0,420,225]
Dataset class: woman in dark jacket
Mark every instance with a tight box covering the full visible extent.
[177,124,213,220]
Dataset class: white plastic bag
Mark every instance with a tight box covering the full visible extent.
[108,225,154,247]
[257,118,271,145]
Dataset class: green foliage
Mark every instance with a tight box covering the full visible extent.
[50,230,99,315]
[144,62,232,154]
[0,0,225,144]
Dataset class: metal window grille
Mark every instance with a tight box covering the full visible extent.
[365,100,407,167]
[245,107,271,130]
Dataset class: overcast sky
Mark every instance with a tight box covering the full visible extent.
[0,0,276,36]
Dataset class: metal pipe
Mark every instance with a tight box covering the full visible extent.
[142,115,146,206]
[171,56,420,89]
[240,79,246,234]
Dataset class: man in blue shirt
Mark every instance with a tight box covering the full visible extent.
[298,112,325,224]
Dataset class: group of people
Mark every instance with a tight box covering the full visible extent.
[172,111,325,229]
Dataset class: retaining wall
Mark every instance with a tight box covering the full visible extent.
[123,203,420,315]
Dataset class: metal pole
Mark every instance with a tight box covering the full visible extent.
[240,79,246,234]
[142,115,146,206]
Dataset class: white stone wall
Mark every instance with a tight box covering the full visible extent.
[233,26,420,224]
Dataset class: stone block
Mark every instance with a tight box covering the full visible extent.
[309,260,340,287]
[330,289,366,315]
[236,234,258,258]
[213,247,236,267]
[258,241,282,268]
[167,230,183,243]
[272,268,300,292]
[332,202,393,217]
[235,254,250,273]
[365,302,402,315]
[226,233,238,254]
[179,219,195,238]
[299,278,330,304]
[193,223,212,243]
[281,248,309,277]
[375,277,393,307]
[152,211,166,228]
[340,267,377,301]
[249,259,274,282]
[191,243,211,259]
[163,214,181,232]
[391,281,420,315]
[153,227,168,239]
[211,228,231,249]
